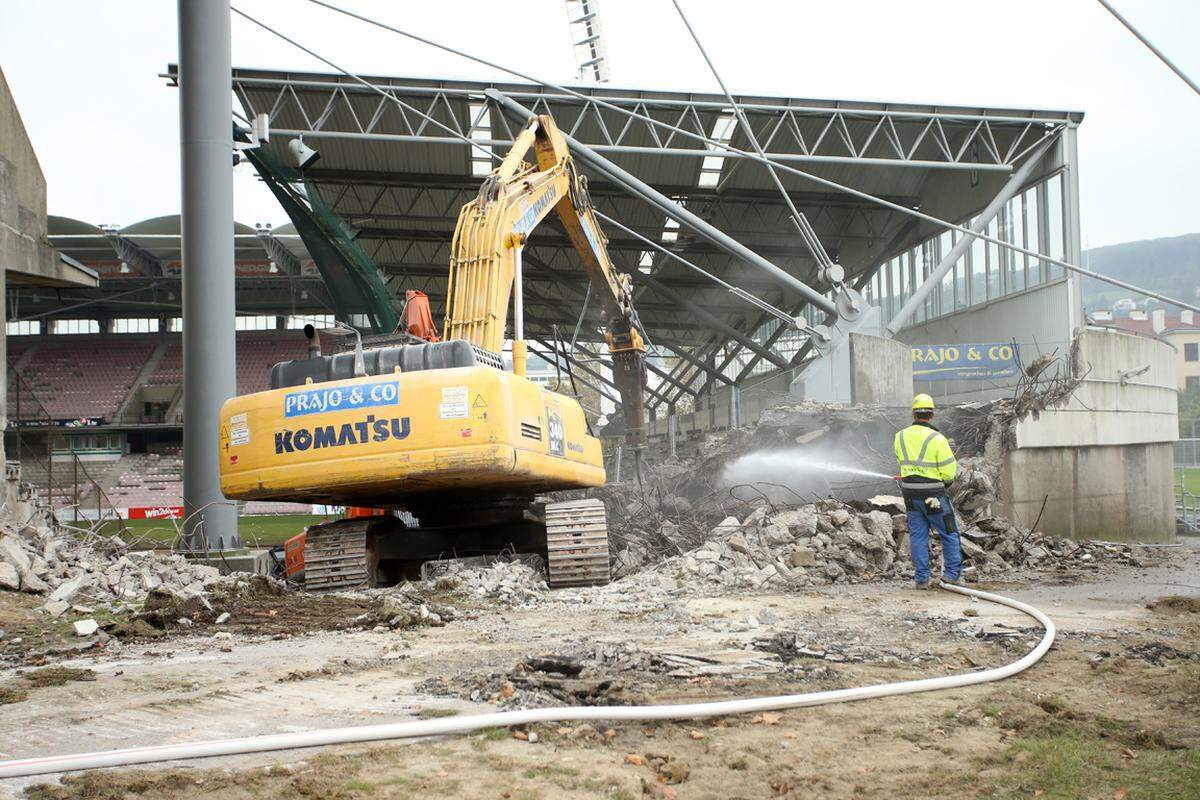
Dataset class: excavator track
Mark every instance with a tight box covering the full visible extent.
[544,499,611,588]
[303,519,372,592]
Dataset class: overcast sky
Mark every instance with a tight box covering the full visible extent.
[2,0,1197,249]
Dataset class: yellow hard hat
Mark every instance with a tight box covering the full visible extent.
[912,393,935,411]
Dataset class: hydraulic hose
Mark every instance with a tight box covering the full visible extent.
[0,583,1055,779]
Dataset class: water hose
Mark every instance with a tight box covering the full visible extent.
[0,583,1054,779]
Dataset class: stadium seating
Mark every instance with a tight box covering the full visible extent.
[147,342,182,386]
[235,332,309,394]
[10,332,313,422]
[12,338,154,421]
[107,452,183,508]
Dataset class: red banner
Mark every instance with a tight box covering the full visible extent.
[127,505,185,520]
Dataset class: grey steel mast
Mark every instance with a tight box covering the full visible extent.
[178,0,239,550]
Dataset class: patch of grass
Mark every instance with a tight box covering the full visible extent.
[1151,595,1200,614]
[522,765,581,781]
[0,685,29,705]
[417,707,461,719]
[342,778,374,791]
[1177,467,1200,499]
[980,703,1001,718]
[97,514,326,549]
[21,667,96,688]
[984,732,1200,799]
[478,726,510,741]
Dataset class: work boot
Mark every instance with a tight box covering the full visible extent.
[941,576,964,587]
[914,580,932,591]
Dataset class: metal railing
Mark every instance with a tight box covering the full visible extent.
[1175,438,1199,534]
[7,368,128,534]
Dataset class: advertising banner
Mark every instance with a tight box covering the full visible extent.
[911,342,1021,381]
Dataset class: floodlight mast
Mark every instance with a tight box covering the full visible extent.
[178,0,239,551]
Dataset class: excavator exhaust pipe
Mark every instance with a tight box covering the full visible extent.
[303,323,322,358]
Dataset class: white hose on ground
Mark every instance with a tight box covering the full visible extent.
[0,583,1055,779]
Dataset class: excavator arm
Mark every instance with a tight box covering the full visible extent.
[445,114,648,446]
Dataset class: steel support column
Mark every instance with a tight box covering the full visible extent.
[1061,124,1085,333]
[178,0,238,551]
[884,133,1058,337]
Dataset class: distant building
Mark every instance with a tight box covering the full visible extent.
[1096,309,1200,392]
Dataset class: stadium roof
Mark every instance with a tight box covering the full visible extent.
[29,67,1081,393]
[219,68,1079,346]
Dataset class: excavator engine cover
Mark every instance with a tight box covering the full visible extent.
[270,339,501,389]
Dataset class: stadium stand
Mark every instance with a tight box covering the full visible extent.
[147,342,182,386]
[107,452,183,508]
[12,338,154,421]
[235,332,308,394]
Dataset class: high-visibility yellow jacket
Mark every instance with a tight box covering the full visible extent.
[894,423,958,485]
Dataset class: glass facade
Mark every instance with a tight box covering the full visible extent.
[716,172,1070,383]
[862,172,1067,330]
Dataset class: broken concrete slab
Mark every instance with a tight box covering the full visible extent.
[0,562,19,591]
[42,599,70,618]
[48,574,88,604]
[73,619,99,637]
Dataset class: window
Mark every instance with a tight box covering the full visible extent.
[1025,187,1042,285]
[168,317,183,332]
[1045,174,1064,279]
[866,173,1072,331]
[697,114,736,188]
[660,217,680,243]
[285,314,334,330]
[1186,343,1199,362]
[7,320,40,336]
[52,319,99,335]
[970,223,986,305]
[468,101,493,177]
[235,315,277,331]
[112,318,159,333]
[1006,197,1025,293]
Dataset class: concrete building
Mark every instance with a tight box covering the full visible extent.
[996,327,1178,542]
[0,67,98,464]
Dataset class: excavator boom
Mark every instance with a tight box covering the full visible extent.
[445,115,647,445]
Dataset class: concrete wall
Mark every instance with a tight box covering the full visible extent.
[849,332,912,406]
[897,279,1072,404]
[994,327,1178,542]
[0,69,55,281]
[1002,442,1175,542]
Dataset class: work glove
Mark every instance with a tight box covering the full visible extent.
[924,496,942,513]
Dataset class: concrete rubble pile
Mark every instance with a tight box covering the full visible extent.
[0,522,249,617]
[619,493,1155,591]
[450,560,548,606]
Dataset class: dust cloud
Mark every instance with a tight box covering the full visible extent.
[719,446,895,503]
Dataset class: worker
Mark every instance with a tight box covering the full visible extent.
[894,393,961,589]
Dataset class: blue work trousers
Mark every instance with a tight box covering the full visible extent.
[906,495,962,583]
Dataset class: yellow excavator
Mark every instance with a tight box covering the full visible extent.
[218,113,647,590]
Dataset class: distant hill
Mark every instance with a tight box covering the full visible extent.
[1082,233,1200,311]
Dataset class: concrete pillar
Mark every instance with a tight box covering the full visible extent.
[178,0,239,550]
[1061,124,1085,337]
[0,264,6,467]
[667,406,677,459]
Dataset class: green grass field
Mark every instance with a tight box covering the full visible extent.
[97,513,328,550]
[1178,467,1200,499]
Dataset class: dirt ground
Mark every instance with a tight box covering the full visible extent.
[1,543,1197,800]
